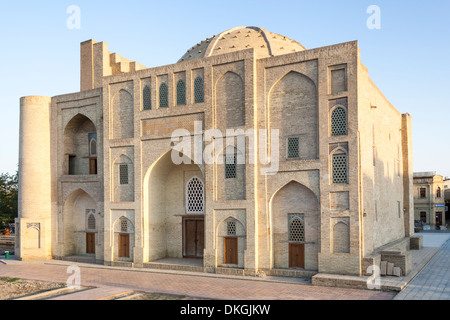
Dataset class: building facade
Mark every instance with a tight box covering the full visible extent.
[413,172,446,229]
[16,26,415,276]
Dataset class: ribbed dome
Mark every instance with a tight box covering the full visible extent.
[178,26,306,63]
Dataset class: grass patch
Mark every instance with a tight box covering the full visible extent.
[0,277,20,283]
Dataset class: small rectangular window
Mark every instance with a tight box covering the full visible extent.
[329,65,347,95]
[68,155,76,175]
[120,218,128,232]
[420,212,427,223]
[420,188,426,198]
[227,221,236,236]
[119,164,129,185]
[332,154,348,184]
[287,137,300,159]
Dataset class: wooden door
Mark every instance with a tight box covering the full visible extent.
[224,237,238,264]
[86,232,95,254]
[119,234,130,257]
[184,219,204,257]
[436,212,443,226]
[89,158,97,175]
[289,243,304,268]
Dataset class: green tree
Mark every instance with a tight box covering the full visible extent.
[0,171,18,230]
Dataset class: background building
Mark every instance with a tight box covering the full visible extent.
[444,177,450,227]
[413,172,446,229]
[16,26,415,277]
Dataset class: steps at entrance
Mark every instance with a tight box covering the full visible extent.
[143,261,205,273]
[268,269,317,278]
[215,267,245,276]
[61,255,102,264]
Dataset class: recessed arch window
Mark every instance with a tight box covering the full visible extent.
[225,153,237,179]
[227,220,236,236]
[159,83,168,108]
[437,187,441,198]
[120,217,128,233]
[88,133,97,155]
[288,214,305,242]
[143,85,151,110]
[176,80,186,105]
[87,214,96,230]
[331,106,347,136]
[186,177,204,214]
[119,164,129,185]
[194,77,204,103]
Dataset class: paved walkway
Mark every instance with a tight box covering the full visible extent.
[3,233,448,300]
[394,233,450,300]
[0,260,394,300]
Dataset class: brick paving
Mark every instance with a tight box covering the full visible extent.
[0,261,394,300]
[394,236,450,300]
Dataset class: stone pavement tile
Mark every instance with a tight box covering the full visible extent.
[48,286,132,300]
[0,262,395,300]
[394,238,450,300]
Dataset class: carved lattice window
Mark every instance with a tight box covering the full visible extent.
[186,177,204,214]
[159,83,168,108]
[227,221,236,236]
[143,85,151,110]
[120,218,128,233]
[176,80,186,105]
[331,106,347,136]
[225,154,237,179]
[87,214,96,230]
[288,214,305,242]
[287,137,300,159]
[119,164,128,185]
[194,77,204,103]
[332,153,348,184]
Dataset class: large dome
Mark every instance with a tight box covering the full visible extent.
[178,26,306,63]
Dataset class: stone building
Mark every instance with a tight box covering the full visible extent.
[16,26,416,277]
[444,177,450,226]
[413,172,446,229]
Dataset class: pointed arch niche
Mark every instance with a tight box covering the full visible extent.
[270,181,319,270]
[62,189,99,256]
[63,113,97,175]
[268,71,318,160]
[143,150,205,261]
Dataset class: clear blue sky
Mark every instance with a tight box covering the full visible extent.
[0,1,449,177]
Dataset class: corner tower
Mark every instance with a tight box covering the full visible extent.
[15,96,52,260]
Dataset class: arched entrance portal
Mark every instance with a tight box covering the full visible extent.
[143,150,205,262]
[62,189,99,257]
[270,181,319,270]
